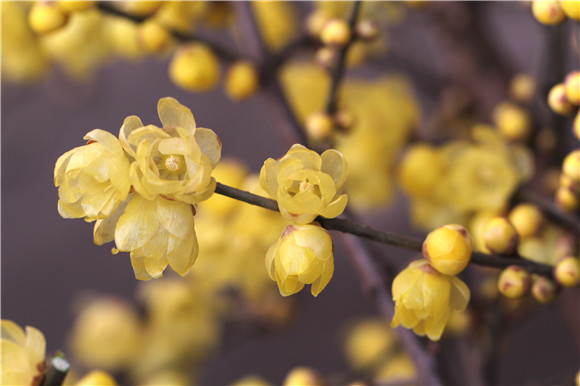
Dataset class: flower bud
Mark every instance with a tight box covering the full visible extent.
[334,109,355,132]
[483,217,519,255]
[169,43,220,92]
[321,19,351,47]
[354,19,379,41]
[531,276,558,303]
[508,204,544,240]
[556,186,579,211]
[560,174,580,195]
[548,83,574,115]
[305,112,334,141]
[493,102,531,141]
[565,71,580,105]
[225,61,259,101]
[509,73,535,103]
[283,367,324,386]
[398,144,444,199]
[315,47,337,70]
[562,150,580,184]
[75,371,117,386]
[306,10,331,37]
[532,0,566,25]
[423,224,473,275]
[560,1,580,20]
[139,20,174,55]
[554,256,580,287]
[498,266,531,298]
[28,2,69,35]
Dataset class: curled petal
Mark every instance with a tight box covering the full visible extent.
[158,97,196,131]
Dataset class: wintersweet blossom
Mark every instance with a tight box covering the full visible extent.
[266,223,334,297]
[1,320,46,386]
[391,260,470,341]
[260,144,348,224]
[119,97,221,204]
[54,129,130,220]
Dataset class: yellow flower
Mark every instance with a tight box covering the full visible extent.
[55,129,131,220]
[94,194,198,280]
[266,223,334,297]
[391,260,470,341]
[120,97,221,205]
[260,144,348,224]
[1,319,46,386]
[74,370,117,386]
[344,319,396,371]
[252,1,297,51]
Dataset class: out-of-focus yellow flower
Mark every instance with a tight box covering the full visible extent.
[120,97,221,205]
[398,144,444,198]
[283,367,324,386]
[344,319,395,371]
[260,144,348,224]
[104,16,144,60]
[560,0,580,20]
[375,354,416,383]
[493,102,531,141]
[94,194,198,280]
[138,19,174,55]
[169,43,220,92]
[232,374,271,386]
[139,370,192,386]
[225,61,259,101]
[1,320,46,386]
[391,259,470,341]
[74,370,117,386]
[28,2,69,35]
[252,1,297,51]
[70,298,143,370]
[266,223,334,297]
[55,129,131,220]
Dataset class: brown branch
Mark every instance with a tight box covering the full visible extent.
[214,183,555,277]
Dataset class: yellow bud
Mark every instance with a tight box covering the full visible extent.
[562,150,580,184]
[548,83,574,115]
[565,72,580,105]
[532,0,566,25]
[139,19,174,54]
[510,73,535,102]
[321,19,351,47]
[554,257,580,287]
[560,0,580,20]
[354,19,378,41]
[28,2,69,35]
[75,370,117,386]
[508,204,544,239]
[498,266,531,298]
[225,61,259,101]
[398,144,444,198]
[56,1,96,12]
[493,102,531,141]
[283,367,324,386]
[555,186,579,211]
[306,10,331,37]
[305,112,334,141]
[315,46,337,70]
[423,224,473,275]
[483,217,519,255]
[169,43,220,92]
[531,276,558,303]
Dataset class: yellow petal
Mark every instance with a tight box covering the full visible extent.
[449,276,471,312]
[259,158,280,198]
[115,195,159,251]
[24,326,46,368]
[130,255,153,281]
[194,128,222,167]
[166,232,198,275]
[1,320,26,345]
[156,197,194,239]
[157,97,196,131]
[286,144,322,170]
[321,149,348,191]
[119,115,144,158]
[58,200,85,219]
[311,258,334,296]
[157,137,189,155]
[83,129,123,155]
[319,194,348,218]
[279,240,315,276]
[93,198,130,245]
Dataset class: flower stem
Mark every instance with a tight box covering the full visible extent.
[41,352,70,386]
[214,182,555,277]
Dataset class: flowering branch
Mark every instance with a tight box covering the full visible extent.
[40,352,70,386]
[214,182,555,277]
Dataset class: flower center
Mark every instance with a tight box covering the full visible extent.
[163,154,185,174]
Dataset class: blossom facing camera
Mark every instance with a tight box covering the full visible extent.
[423,224,473,275]
[260,144,348,224]
[120,97,222,205]
[391,260,470,341]
[266,223,334,297]
[55,129,131,220]
[1,319,46,386]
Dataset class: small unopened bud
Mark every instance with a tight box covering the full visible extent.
[315,47,337,70]
[422,224,473,275]
[283,367,325,386]
[498,266,531,299]
[334,109,355,132]
[562,150,580,184]
[321,19,352,47]
[483,217,519,255]
[305,112,334,141]
[548,83,574,115]
[225,61,259,101]
[554,257,580,287]
[354,19,379,41]
[556,186,579,211]
[29,2,69,35]
[509,73,535,103]
[531,276,558,303]
[493,102,531,141]
[508,204,544,239]
[532,0,566,25]
[139,20,174,54]
[306,10,331,37]
[565,71,580,105]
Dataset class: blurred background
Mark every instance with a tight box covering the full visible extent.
[2,1,579,385]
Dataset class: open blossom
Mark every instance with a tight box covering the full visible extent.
[54,129,131,220]
[93,194,198,280]
[391,259,470,341]
[266,223,334,297]
[119,97,221,204]
[260,144,348,224]
[1,319,46,386]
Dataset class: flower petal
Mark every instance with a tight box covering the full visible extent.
[157,97,196,131]
[115,195,159,251]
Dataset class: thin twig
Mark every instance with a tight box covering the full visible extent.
[214,182,555,277]
[41,352,70,386]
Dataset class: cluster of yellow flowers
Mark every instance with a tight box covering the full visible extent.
[55,97,221,280]
[260,144,349,296]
